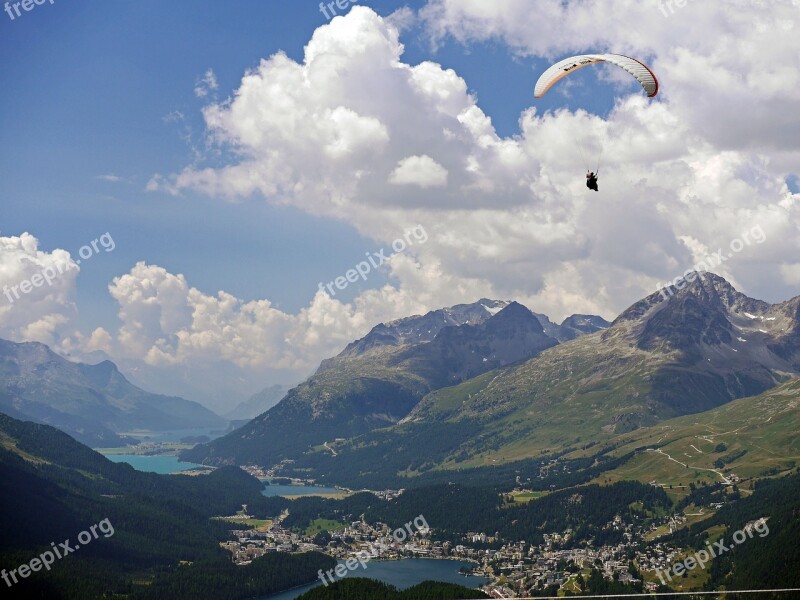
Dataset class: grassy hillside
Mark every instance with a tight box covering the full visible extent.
[407,331,668,464]
[0,413,333,599]
[285,360,799,492]
[583,377,800,487]
[292,331,679,486]
[185,304,558,466]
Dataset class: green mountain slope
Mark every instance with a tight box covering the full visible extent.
[0,412,333,599]
[586,377,800,486]
[279,275,800,487]
[184,301,562,465]
[405,275,799,461]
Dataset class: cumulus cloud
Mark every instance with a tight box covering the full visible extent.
[104,255,495,375]
[3,3,787,408]
[389,155,448,188]
[84,327,113,353]
[147,5,799,321]
[420,0,800,155]
[0,233,79,346]
[386,6,417,32]
[148,7,531,213]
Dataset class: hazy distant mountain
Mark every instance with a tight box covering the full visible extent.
[184,300,564,465]
[225,384,291,420]
[560,314,611,339]
[0,339,226,447]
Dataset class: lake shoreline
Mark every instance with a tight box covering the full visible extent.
[261,478,345,498]
[259,557,490,600]
[98,453,204,474]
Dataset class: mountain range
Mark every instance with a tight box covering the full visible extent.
[181,300,609,466]
[0,339,225,447]
[184,274,800,489]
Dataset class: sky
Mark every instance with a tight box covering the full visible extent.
[1,0,799,412]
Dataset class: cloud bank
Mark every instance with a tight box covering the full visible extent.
[4,3,799,408]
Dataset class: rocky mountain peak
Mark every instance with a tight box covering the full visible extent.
[328,299,512,365]
[485,301,541,329]
[606,273,797,363]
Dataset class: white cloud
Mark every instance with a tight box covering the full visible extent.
[84,327,113,353]
[0,233,79,346]
[194,68,218,98]
[148,2,800,320]
[389,155,448,188]
[420,0,800,156]
[163,110,185,124]
[386,6,417,32]
[7,4,798,408]
[105,258,475,373]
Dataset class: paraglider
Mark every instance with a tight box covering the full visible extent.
[586,171,598,192]
[534,53,659,191]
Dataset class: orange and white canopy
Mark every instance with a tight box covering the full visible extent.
[534,54,659,99]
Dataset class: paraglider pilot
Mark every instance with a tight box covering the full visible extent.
[586,171,598,192]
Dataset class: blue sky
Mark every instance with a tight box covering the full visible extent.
[3,1,405,326]
[1,0,620,328]
[2,1,797,409]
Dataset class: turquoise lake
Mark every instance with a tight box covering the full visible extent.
[102,454,204,474]
[261,480,342,497]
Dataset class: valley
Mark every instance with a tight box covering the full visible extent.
[3,275,800,598]
[5,3,798,597]
[186,275,799,498]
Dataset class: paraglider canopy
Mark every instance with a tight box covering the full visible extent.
[534,54,658,99]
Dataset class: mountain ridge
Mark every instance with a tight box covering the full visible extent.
[403,274,799,445]
[184,299,608,465]
[204,274,800,487]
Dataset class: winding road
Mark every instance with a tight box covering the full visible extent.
[645,448,731,484]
